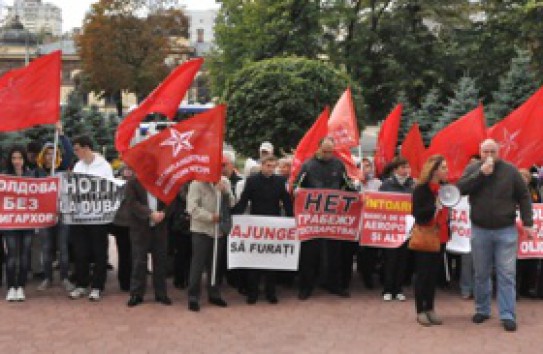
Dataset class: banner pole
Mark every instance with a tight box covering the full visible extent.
[211,186,221,287]
[51,127,59,176]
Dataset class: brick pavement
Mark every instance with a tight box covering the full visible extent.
[1,251,542,353]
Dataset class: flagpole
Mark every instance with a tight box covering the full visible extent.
[51,127,59,176]
[211,186,221,287]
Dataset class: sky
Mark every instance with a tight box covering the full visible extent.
[5,0,220,32]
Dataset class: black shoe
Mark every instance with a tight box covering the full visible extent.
[330,288,350,298]
[209,297,228,307]
[155,296,172,306]
[266,294,278,304]
[127,295,143,307]
[188,301,200,312]
[298,289,312,301]
[502,319,517,332]
[472,313,490,324]
[247,295,258,305]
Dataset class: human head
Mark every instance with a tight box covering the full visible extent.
[222,151,236,177]
[73,135,94,162]
[418,155,448,185]
[519,168,531,185]
[390,156,411,178]
[259,142,274,159]
[317,137,335,161]
[277,157,292,178]
[260,155,278,177]
[7,146,28,174]
[26,140,42,165]
[362,158,374,179]
[480,139,499,162]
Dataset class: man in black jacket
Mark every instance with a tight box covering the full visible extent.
[457,139,533,332]
[232,155,293,304]
[294,137,355,300]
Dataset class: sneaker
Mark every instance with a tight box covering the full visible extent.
[15,287,25,301]
[502,319,517,332]
[37,279,51,291]
[188,301,200,312]
[472,313,490,324]
[69,287,88,299]
[426,310,443,325]
[88,289,101,301]
[395,293,406,301]
[6,287,17,302]
[62,279,76,292]
[417,313,432,327]
[383,293,393,301]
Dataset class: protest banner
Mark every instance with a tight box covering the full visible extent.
[0,174,59,229]
[228,215,299,270]
[446,197,471,254]
[359,191,412,248]
[58,172,125,225]
[294,189,362,241]
[517,203,543,259]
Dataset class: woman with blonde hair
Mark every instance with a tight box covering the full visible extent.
[411,154,450,326]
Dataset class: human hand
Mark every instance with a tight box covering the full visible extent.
[480,157,494,176]
[150,211,165,224]
[212,213,220,223]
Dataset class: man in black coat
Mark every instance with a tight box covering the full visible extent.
[294,137,355,300]
[124,176,173,307]
[232,155,293,304]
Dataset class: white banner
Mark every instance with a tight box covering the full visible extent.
[228,215,300,271]
[446,197,471,254]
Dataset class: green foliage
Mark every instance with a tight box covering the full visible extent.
[487,48,539,125]
[430,75,479,137]
[396,90,417,146]
[223,57,364,157]
[412,88,443,146]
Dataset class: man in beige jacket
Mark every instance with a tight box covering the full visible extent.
[187,176,235,312]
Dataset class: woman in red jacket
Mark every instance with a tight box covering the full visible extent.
[411,155,450,326]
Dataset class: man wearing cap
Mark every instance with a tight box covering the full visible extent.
[243,141,274,179]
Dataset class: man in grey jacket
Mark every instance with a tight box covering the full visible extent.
[457,139,534,332]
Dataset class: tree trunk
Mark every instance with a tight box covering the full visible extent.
[114,90,123,117]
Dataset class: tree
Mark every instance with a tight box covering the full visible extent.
[487,48,539,126]
[208,0,322,98]
[77,0,189,116]
[430,75,479,137]
[223,57,364,157]
[412,87,443,145]
[395,90,416,146]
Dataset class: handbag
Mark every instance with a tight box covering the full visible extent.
[408,224,440,253]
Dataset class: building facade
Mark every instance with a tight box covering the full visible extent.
[8,0,62,37]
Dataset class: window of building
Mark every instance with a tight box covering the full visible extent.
[197,28,204,43]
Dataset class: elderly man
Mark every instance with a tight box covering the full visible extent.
[457,139,534,332]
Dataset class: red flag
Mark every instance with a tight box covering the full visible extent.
[122,105,226,204]
[426,104,486,182]
[328,88,359,148]
[289,107,330,187]
[0,51,61,132]
[374,104,402,176]
[401,123,426,178]
[488,86,543,168]
[115,58,203,153]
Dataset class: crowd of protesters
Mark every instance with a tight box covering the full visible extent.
[1,126,541,333]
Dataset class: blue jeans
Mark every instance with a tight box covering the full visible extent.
[40,223,70,281]
[4,231,33,288]
[471,225,517,321]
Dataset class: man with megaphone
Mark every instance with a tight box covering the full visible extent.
[457,139,534,332]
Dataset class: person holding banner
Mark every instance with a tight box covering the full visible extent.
[69,136,114,301]
[125,176,172,307]
[379,157,415,302]
[2,146,35,301]
[411,155,450,326]
[294,137,355,300]
[457,139,533,332]
[232,155,293,304]
[186,176,235,312]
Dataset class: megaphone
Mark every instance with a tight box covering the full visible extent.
[438,184,461,207]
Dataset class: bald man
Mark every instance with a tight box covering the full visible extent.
[457,139,534,332]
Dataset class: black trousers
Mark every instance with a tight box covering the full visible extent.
[0,234,4,286]
[340,241,357,290]
[299,239,344,292]
[357,246,379,288]
[383,242,408,295]
[414,248,442,313]
[110,224,132,291]
[517,259,538,296]
[248,270,276,298]
[71,224,109,290]
[172,230,192,287]
[130,227,168,298]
